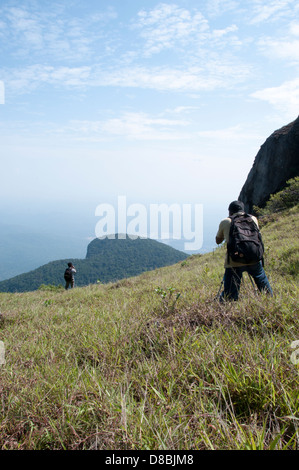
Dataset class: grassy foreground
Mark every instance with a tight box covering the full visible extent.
[0,206,298,450]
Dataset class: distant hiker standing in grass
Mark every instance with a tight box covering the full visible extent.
[64,262,76,290]
[215,200,273,301]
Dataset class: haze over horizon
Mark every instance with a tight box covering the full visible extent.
[1,0,298,256]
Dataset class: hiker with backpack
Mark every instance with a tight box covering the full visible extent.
[64,262,76,290]
[215,201,273,301]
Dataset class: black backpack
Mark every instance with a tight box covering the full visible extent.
[227,213,264,264]
[64,267,73,281]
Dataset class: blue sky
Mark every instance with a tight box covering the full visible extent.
[0,0,299,246]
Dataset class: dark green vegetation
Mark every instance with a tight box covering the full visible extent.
[254,177,299,215]
[0,199,298,450]
[0,235,188,293]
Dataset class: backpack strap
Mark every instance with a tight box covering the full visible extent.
[227,213,241,261]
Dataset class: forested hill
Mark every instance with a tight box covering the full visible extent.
[0,235,188,293]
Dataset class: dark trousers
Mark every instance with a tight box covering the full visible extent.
[65,279,74,290]
[220,261,273,301]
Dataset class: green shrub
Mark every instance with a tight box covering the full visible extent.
[38,284,64,292]
[254,177,299,215]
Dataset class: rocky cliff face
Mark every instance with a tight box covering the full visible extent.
[239,116,299,213]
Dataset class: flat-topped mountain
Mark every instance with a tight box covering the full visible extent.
[0,234,188,293]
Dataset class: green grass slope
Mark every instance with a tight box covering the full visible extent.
[0,206,298,450]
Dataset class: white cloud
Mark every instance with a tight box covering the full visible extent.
[63,112,190,142]
[251,78,299,116]
[259,37,299,62]
[94,66,210,91]
[205,0,240,17]
[3,64,92,93]
[132,3,242,58]
[258,20,299,63]
[212,24,239,38]
[197,125,264,142]
[290,21,299,36]
[249,0,297,24]
[168,106,201,114]
[1,4,115,62]
[3,57,251,96]
[1,2,250,97]
[134,3,209,56]
[91,61,251,92]
[6,6,43,46]
[103,112,189,140]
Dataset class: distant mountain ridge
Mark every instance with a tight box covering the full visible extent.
[0,234,188,293]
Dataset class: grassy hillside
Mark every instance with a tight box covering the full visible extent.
[0,235,188,293]
[0,206,298,450]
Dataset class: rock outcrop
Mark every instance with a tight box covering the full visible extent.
[239,116,299,213]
